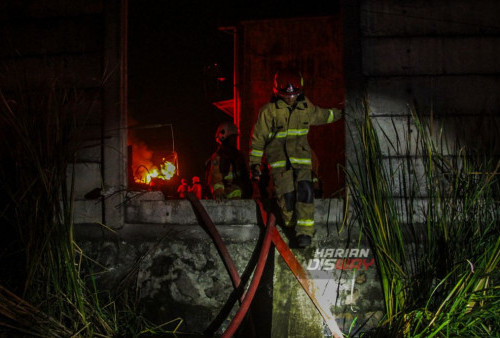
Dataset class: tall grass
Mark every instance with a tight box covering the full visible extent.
[0,83,114,336]
[346,106,500,337]
[0,82,177,336]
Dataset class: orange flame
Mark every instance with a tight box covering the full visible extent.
[135,159,176,185]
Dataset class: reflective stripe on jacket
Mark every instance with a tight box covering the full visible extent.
[249,97,342,170]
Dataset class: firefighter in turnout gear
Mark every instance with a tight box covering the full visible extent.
[208,121,252,202]
[249,69,343,247]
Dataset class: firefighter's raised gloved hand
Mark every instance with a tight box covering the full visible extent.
[250,164,261,181]
[214,189,225,203]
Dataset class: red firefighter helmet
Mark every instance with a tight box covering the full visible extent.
[273,69,304,99]
[215,121,238,144]
[192,176,200,184]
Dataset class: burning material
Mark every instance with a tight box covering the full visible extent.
[136,155,178,185]
[127,119,179,191]
[160,159,176,180]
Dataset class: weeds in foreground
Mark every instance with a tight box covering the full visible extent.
[347,107,500,337]
[0,82,178,336]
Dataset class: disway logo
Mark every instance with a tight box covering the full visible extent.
[306,248,375,271]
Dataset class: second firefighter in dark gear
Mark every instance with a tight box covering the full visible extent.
[208,121,252,202]
[249,69,343,247]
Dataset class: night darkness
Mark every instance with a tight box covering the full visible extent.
[128,0,340,182]
[2,2,500,336]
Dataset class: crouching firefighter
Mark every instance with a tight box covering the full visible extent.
[208,121,252,201]
[249,69,343,248]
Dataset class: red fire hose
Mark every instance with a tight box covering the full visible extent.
[185,192,241,291]
[186,192,260,337]
[187,189,343,338]
[221,213,275,338]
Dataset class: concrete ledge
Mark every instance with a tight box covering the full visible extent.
[124,192,346,226]
[74,222,261,242]
[125,192,260,225]
[76,197,348,243]
[76,195,432,240]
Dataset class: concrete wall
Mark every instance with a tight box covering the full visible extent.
[341,0,500,203]
[0,0,127,229]
[76,195,384,336]
[337,1,500,334]
[359,0,500,159]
